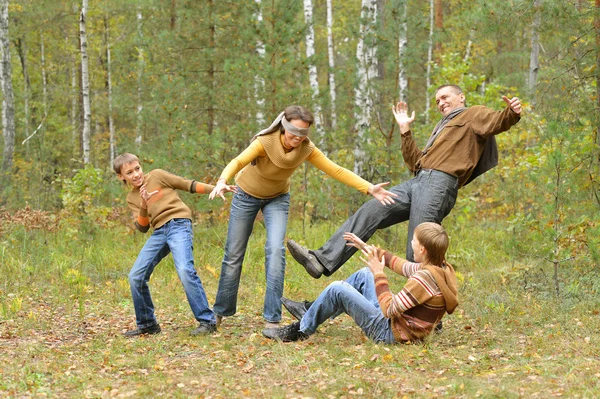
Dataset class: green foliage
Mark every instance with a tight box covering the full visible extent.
[59,165,113,237]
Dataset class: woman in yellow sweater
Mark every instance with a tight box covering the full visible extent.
[209,105,397,331]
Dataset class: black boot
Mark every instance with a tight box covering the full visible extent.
[262,322,309,342]
[123,323,161,337]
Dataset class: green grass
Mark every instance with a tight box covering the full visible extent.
[1,215,600,398]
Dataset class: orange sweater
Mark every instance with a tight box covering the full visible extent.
[126,169,213,231]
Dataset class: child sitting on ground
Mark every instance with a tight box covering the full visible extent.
[264,222,458,343]
[114,153,235,337]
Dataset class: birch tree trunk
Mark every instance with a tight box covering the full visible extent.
[529,0,542,107]
[104,15,116,167]
[253,0,266,125]
[207,0,215,136]
[397,0,408,102]
[425,0,434,124]
[135,6,144,146]
[0,0,15,173]
[79,0,91,164]
[326,0,337,129]
[353,0,378,175]
[41,33,47,117]
[303,0,325,142]
[15,37,29,150]
[71,52,78,146]
[464,28,475,62]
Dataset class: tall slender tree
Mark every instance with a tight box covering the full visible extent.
[303,0,324,142]
[0,0,15,173]
[529,0,542,107]
[253,0,266,125]
[135,5,144,146]
[79,0,91,164]
[326,0,337,130]
[425,0,434,123]
[397,0,408,102]
[104,15,116,167]
[353,0,378,175]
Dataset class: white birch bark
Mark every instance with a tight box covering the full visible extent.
[464,28,475,63]
[253,0,266,125]
[0,0,14,172]
[397,0,408,102]
[79,0,91,164]
[529,0,542,106]
[41,33,47,117]
[105,15,116,167]
[326,0,337,129]
[71,56,77,145]
[353,0,378,175]
[16,38,29,148]
[425,0,434,124]
[303,0,325,142]
[135,6,144,146]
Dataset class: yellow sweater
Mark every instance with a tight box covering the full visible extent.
[220,133,371,199]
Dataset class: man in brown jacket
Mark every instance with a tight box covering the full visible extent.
[288,85,522,279]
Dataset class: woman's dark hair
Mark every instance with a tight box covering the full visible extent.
[280,105,314,133]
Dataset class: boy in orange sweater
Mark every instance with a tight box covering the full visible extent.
[114,153,235,337]
[264,222,458,343]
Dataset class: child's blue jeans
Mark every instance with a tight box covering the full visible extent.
[128,218,215,328]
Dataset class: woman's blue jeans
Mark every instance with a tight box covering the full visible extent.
[213,189,290,323]
[128,218,215,328]
[299,267,396,344]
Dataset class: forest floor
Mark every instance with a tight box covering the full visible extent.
[1,213,599,398]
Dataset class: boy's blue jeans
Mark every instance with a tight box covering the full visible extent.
[299,267,396,344]
[129,218,215,329]
[213,189,290,323]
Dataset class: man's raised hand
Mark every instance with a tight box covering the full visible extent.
[502,96,522,115]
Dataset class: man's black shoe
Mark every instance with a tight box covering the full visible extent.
[287,240,324,279]
[123,323,161,337]
[281,297,311,320]
[190,322,217,336]
[435,320,443,333]
[262,321,308,342]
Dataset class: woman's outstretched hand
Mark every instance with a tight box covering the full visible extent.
[368,182,397,206]
[209,179,238,201]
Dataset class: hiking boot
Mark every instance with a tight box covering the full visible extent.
[123,323,161,337]
[281,297,312,320]
[262,321,309,342]
[287,240,324,279]
[190,322,217,336]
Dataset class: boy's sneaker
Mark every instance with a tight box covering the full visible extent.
[262,321,308,342]
[123,323,162,337]
[190,322,217,336]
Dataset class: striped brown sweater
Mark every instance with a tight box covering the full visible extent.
[373,251,458,342]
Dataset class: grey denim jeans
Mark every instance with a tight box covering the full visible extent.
[313,169,459,275]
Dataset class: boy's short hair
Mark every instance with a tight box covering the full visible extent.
[113,153,140,175]
[414,222,448,267]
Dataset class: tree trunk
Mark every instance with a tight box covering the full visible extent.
[79,0,91,164]
[353,0,378,175]
[596,0,600,161]
[303,0,325,143]
[135,6,144,146]
[207,0,215,136]
[397,0,408,102]
[425,0,434,124]
[41,33,47,117]
[434,0,443,54]
[326,0,337,130]
[529,0,542,107]
[104,15,116,167]
[170,0,177,30]
[0,0,15,173]
[15,37,30,151]
[464,28,475,62]
[253,0,266,125]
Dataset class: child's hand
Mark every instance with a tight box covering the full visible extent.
[140,184,159,203]
[359,244,385,275]
[343,232,368,251]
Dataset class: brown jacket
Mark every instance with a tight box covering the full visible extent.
[401,105,520,187]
